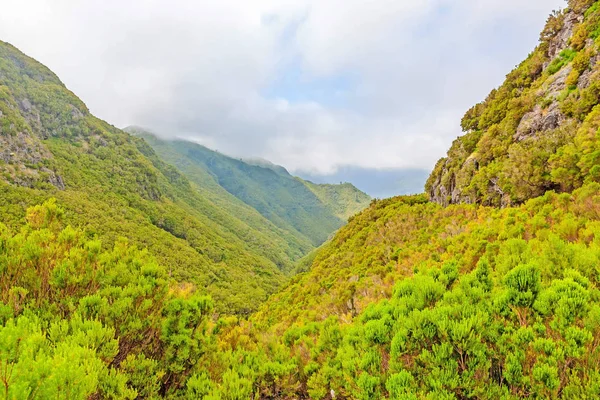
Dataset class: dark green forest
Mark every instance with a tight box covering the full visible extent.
[1,0,600,398]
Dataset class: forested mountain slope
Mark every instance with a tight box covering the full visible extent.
[2,1,600,399]
[238,185,600,398]
[0,40,295,314]
[427,0,600,207]
[133,130,370,247]
[216,1,600,397]
[3,186,600,398]
[300,179,372,221]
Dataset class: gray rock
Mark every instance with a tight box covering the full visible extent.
[515,102,564,141]
[578,55,599,89]
[545,65,572,98]
[19,98,32,112]
[70,105,84,120]
[44,169,66,190]
[547,11,582,60]
[0,130,64,189]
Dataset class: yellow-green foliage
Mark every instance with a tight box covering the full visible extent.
[135,130,370,256]
[220,185,600,398]
[0,40,302,314]
[0,200,213,398]
[3,186,600,398]
[301,179,372,221]
[428,1,600,207]
[3,3,600,399]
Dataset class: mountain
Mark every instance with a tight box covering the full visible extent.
[3,1,600,398]
[0,40,297,315]
[130,129,371,248]
[0,38,370,317]
[298,166,430,199]
[216,2,600,397]
[427,0,600,207]
[244,185,600,397]
[241,157,291,177]
[300,179,372,221]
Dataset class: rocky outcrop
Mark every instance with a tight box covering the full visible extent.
[514,102,565,141]
[427,3,598,208]
[0,131,65,189]
[547,10,582,60]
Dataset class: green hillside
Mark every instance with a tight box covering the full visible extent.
[427,0,600,207]
[2,0,600,398]
[0,40,294,315]
[301,179,372,221]
[133,130,371,247]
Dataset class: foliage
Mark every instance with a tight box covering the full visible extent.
[0,200,209,398]
[427,2,600,207]
[234,186,600,398]
[2,3,600,399]
[0,39,317,314]
[135,130,370,248]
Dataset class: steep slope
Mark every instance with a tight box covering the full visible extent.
[4,186,600,398]
[200,2,600,397]
[427,0,600,207]
[238,186,600,398]
[0,40,292,314]
[133,130,371,247]
[3,2,600,398]
[126,128,315,266]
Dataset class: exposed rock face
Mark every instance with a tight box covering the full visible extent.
[0,42,91,190]
[545,64,571,97]
[578,53,600,89]
[46,168,65,190]
[0,131,65,189]
[428,155,510,207]
[0,131,49,164]
[548,11,582,60]
[514,102,565,141]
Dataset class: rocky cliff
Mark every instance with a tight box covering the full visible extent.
[427,0,600,206]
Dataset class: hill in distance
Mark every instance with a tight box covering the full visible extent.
[128,127,371,248]
[298,166,431,199]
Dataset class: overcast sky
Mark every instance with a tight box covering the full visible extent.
[0,0,564,176]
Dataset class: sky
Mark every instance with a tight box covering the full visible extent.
[0,0,564,194]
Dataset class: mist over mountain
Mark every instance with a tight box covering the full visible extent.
[127,126,371,248]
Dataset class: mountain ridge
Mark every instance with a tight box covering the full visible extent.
[2,1,600,397]
[130,127,371,249]
[0,39,292,314]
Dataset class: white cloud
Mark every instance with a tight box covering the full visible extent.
[0,0,564,174]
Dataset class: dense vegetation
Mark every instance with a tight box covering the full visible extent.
[241,184,600,398]
[0,40,369,316]
[2,0,600,398]
[134,130,370,248]
[3,186,600,398]
[427,0,600,207]
[0,200,217,398]
[0,38,289,314]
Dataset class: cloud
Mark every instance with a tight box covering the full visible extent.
[0,0,564,174]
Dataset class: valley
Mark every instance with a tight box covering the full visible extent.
[1,0,600,398]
